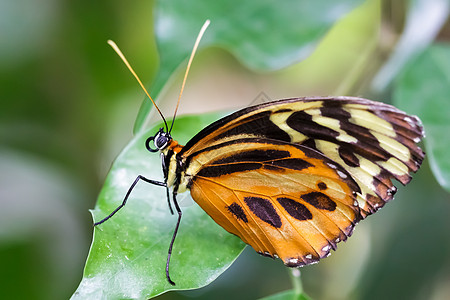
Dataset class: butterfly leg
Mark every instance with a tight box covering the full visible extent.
[165,182,174,215]
[166,190,182,285]
[94,175,166,226]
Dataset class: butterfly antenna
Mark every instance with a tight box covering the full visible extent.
[107,40,169,132]
[169,19,210,134]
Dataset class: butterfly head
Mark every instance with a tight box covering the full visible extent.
[146,128,172,153]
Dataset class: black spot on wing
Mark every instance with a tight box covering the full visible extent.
[227,202,248,222]
[301,192,337,211]
[339,124,390,162]
[211,149,291,165]
[244,196,282,228]
[286,111,340,141]
[300,138,319,152]
[263,164,284,171]
[197,162,261,177]
[319,103,352,120]
[338,145,360,167]
[277,197,312,221]
[270,158,313,171]
[215,111,291,142]
[317,182,327,190]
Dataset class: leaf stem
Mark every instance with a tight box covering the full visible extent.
[289,268,304,296]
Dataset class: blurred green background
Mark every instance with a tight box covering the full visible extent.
[1,0,450,299]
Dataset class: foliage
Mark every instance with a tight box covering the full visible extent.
[395,44,450,192]
[1,0,449,299]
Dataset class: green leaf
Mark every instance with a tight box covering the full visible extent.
[134,0,365,133]
[394,43,450,192]
[371,0,449,92]
[72,113,245,300]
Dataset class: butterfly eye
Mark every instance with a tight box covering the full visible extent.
[155,133,170,149]
[145,128,171,153]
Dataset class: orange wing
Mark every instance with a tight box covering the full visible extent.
[178,97,424,220]
[188,139,362,266]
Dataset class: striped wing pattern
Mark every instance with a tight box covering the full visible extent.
[177,97,424,266]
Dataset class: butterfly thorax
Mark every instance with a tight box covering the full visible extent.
[162,139,186,191]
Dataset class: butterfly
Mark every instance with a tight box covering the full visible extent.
[94,21,425,285]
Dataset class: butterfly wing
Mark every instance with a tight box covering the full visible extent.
[176,97,424,265]
[187,138,362,265]
[180,97,424,218]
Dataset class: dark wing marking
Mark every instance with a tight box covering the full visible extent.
[187,139,362,266]
[179,97,424,217]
